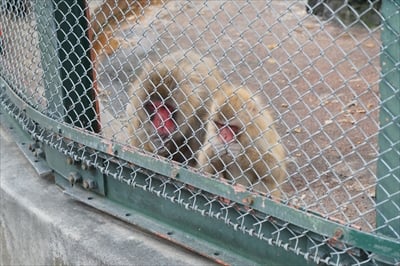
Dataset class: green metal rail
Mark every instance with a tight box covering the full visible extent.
[376,0,400,241]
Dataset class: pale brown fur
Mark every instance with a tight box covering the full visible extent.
[196,87,286,199]
[91,0,162,56]
[125,51,223,165]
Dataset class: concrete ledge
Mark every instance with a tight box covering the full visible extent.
[0,121,214,265]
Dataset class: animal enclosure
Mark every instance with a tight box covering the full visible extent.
[0,0,398,265]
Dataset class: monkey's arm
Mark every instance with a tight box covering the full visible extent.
[196,143,219,176]
[249,152,285,199]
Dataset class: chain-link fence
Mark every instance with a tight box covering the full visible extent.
[1,0,399,265]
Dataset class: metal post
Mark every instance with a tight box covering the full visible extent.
[52,0,99,132]
[376,0,400,241]
[34,1,64,118]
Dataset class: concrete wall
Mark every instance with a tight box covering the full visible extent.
[0,120,214,265]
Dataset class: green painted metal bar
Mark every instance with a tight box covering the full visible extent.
[376,0,400,243]
[52,0,99,132]
[33,1,64,118]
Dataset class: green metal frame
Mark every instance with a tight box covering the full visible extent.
[376,1,400,263]
[2,71,399,264]
[1,0,399,265]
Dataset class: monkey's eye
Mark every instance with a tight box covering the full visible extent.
[145,101,175,116]
[145,101,158,114]
[214,121,240,134]
[229,125,240,134]
[214,121,224,129]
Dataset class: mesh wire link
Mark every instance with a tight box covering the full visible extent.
[1,0,399,264]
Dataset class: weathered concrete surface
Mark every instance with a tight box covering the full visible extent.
[0,121,214,265]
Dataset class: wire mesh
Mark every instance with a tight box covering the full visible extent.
[93,0,385,229]
[0,0,398,264]
[0,1,47,109]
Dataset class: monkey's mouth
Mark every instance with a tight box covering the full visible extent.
[151,134,176,153]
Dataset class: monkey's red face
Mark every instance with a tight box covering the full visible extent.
[146,100,177,138]
[214,121,239,143]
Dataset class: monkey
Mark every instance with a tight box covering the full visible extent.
[125,51,224,165]
[196,87,286,199]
